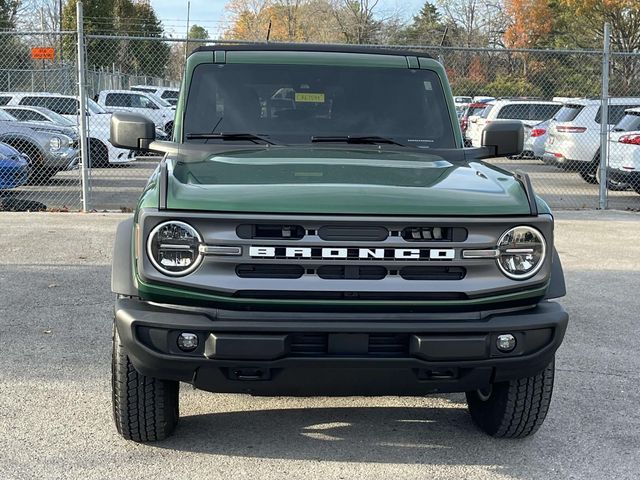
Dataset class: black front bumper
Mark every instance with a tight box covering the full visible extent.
[115,298,568,396]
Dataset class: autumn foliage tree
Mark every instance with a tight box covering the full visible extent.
[504,0,554,49]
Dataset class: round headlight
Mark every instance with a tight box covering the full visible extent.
[147,221,203,276]
[497,226,546,280]
[49,136,62,151]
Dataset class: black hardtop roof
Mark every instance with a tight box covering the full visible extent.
[192,42,435,59]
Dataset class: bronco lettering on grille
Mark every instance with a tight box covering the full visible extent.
[249,246,455,260]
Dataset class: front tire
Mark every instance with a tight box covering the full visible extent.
[89,139,110,168]
[596,165,629,191]
[111,322,179,442]
[466,359,555,438]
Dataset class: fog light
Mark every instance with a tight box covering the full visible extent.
[496,334,516,352]
[177,332,199,352]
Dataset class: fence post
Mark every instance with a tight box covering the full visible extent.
[76,0,90,212]
[599,22,611,210]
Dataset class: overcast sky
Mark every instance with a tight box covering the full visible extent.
[151,0,426,38]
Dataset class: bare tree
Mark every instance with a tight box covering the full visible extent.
[437,0,507,47]
[330,0,385,44]
[16,0,60,31]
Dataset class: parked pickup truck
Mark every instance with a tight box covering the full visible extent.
[109,44,568,442]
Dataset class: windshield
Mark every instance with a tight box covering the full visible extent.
[465,105,486,118]
[147,92,171,107]
[553,104,584,122]
[480,105,494,118]
[41,109,74,126]
[614,112,640,132]
[162,90,179,99]
[88,98,107,114]
[0,109,17,121]
[131,86,154,92]
[183,63,455,148]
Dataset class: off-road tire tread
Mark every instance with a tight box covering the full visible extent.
[466,359,554,438]
[111,324,179,442]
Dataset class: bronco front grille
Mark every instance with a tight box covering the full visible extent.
[139,212,554,304]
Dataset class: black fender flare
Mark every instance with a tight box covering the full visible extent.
[111,217,138,297]
[544,247,566,300]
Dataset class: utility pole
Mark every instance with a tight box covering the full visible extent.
[41,7,47,90]
[59,0,63,63]
[77,0,90,212]
[184,1,191,63]
[599,22,611,210]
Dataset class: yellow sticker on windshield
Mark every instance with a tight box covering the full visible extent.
[295,92,325,103]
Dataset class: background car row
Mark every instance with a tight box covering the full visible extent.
[0,87,176,188]
[0,106,78,184]
[459,96,640,196]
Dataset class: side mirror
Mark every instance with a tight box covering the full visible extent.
[481,121,524,157]
[110,112,156,150]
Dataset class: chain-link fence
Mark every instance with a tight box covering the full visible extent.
[436,45,640,211]
[0,31,82,211]
[1,18,640,212]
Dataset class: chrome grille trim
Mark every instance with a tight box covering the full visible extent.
[199,245,243,256]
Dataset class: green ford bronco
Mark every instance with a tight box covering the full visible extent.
[110,44,568,442]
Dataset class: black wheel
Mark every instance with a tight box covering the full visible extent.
[164,121,174,138]
[28,165,57,184]
[89,139,109,168]
[27,154,57,185]
[579,152,599,184]
[111,322,179,442]
[579,166,598,184]
[579,170,599,184]
[466,359,555,438]
[596,165,629,191]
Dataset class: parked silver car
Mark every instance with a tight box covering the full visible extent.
[0,105,76,128]
[0,109,78,182]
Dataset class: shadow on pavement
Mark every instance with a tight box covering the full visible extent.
[155,405,536,466]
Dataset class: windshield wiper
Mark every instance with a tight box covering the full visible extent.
[311,135,407,147]
[185,132,276,145]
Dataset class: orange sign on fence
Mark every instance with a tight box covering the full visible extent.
[31,47,55,60]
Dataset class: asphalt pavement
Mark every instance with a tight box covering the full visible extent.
[0,211,639,479]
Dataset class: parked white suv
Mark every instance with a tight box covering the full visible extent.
[607,107,640,194]
[543,97,640,184]
[130,85,179,106]
[0,92,132,166]
[96,90,175,135]
[468,99,562,148]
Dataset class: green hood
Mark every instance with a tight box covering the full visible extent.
[166,147,533,216]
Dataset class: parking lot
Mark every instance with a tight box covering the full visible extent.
[3,156,640,212]
[1,210,639,479]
